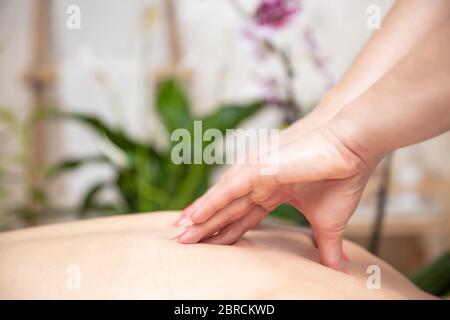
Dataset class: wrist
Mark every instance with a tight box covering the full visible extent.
[314,85,354,119]
[326,107,386,168]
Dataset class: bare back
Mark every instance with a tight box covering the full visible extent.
[0,212,433,299]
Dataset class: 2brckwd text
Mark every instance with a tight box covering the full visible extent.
[174,304,275,317]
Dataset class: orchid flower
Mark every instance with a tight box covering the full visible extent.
[254,0,301,29]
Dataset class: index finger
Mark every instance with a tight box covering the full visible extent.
[191,165,255,224]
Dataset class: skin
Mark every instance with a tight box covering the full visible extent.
[0,212,434,299]
[175,1,450,271]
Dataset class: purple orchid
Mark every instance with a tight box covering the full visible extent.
[254,0,301,29]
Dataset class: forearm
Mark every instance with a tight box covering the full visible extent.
[332,17,450,162]
[283,1,450,151]
[328,0,450,107]
[299,0,450,139]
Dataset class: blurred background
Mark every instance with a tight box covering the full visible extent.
[0,0,449,296]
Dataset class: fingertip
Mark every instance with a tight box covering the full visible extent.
[177,232,194,244]
[321,257,346,273]
[190,200,218,224]
[183,204,196,218]
[170,228,188,241]
[177,228,203,244]
[190,209,206,224]
[343,252,350,262]
[316,232,345,272]
[178,217,193,228]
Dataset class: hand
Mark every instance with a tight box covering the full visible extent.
[171,93,339,234]
[170,92,340,225]
[173,116,380,271]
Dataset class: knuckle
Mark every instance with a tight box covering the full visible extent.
[249,190,267,204]
[317,226,345,240]
[224,186,239,201]
[249,166,262,188]
[238,197,252,212]
[208,199,223,216]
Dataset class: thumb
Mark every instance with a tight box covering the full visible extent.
[316,227,345,272]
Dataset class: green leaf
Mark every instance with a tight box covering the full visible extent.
[116,165,169,213]
[116,168,138,211]
[202,101,264,133]
[128,145,163,184]
[0,108,21,138]
[134,146,168,211]
[31,187,47,204]
[46,155,109,177]
[410,251,450,297]
[41,109,142,152]
[0,108,17,127]
[269,204,310,226]
[42,109,164,173]
[79,181,119,216]
[156,78,192,133]
[173,164,209,209]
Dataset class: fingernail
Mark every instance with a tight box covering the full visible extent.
[178,217,193,227]
[183,204,196,217]
[172,214,188,227]
[172,215,185,227]
[177,230,192,243]
[171,228,188,241]
[172,205,195,226]
[343,253,350,262]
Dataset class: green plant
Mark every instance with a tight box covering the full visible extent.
[45,78,264,216]
[410,251,450,297]
[0,108,48,226]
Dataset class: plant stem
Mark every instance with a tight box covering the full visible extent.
[263,40,301,123]
[227,0,251,20]
[225,0,302,124]
[369,153,393,254]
